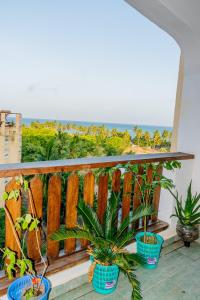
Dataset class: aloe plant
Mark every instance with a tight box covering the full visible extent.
[170,181,200,226]
[51,192,154,300]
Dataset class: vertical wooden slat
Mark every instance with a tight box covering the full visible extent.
[5,178,21,257]
[112,169,121,227]
[112,169,121,193]
[122,172,132,221]
[47,175,61,259]
[83,172,95,206]
[152,164,163,223]
[133,167,143,229]
[65,173,79,254]
[143,165,153,227]
[97,174,108,224]
[81,172,95,248]
[27,176,43,262]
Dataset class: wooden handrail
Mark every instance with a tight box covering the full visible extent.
[0,152,194,178]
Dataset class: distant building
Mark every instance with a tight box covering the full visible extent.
[0,110,22,200]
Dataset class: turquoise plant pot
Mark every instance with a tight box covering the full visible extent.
[135,232,164,269]
[92,263,119,295]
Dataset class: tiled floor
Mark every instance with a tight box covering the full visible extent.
[56,240,200,300]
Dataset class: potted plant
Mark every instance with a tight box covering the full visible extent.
[50,192,154,300]
[0,177,50,300]
[170,181,200,247]
[133,161,181,269]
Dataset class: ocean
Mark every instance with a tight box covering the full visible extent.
[22,118,172,137]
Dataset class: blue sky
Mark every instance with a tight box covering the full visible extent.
[0,0,180,126]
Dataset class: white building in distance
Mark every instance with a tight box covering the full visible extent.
[0,110,22,200]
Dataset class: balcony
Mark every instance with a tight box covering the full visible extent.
[0,0,199,298]
[0,152,194,299]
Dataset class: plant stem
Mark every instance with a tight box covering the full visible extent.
[22,230,28,253]
[4,206,26,259]
[144,216,147,243]
[28,188,48,291]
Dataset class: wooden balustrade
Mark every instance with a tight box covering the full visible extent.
[47,175,61,259]
[27,176,43,262]
[0,152,194,295]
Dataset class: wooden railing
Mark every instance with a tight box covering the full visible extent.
[0,152,194,294]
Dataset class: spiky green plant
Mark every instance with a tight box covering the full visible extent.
[50,192,154,300]
[170,181,200,226]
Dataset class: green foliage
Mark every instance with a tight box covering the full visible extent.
[15,214,40,231]
[134,127,143,147]
[23,283,43,300]
[16,258,34,277]
[22,122,132,163]
[23,287,35,300]
[117,161,180,204]
[116,160,180,242]
[164,160,181,170]
[1,178,29,202]
[103,136,130,155]
[115,253,143,300]
[133,127,172,150]
[2,190,20,201]
[2,248,16,279]
[170,181,200,226]
[51,193,154,300]
[0,177,42,281]
[1,248,34,279]
[115,204,155,243]
[22,121,172,164]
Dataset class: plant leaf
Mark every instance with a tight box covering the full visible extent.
[77,200,103,236]
[2,192,8,201]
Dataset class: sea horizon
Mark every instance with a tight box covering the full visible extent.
[21,117,172,137]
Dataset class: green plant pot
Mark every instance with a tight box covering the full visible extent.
[135,232,164,269]
[92,263,119,295]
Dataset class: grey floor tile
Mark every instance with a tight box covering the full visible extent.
[54,241,200,300]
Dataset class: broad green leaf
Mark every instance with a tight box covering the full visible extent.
[51,227,96,243]
[77,201,103,236]
[8,191,15,200]
[2,192,8,201]
[14,189,20,199]
[25,214,32,224]
[15,222,21,231]
[29,218,39,231]
[16,217,23,223]
[22,220,28,230]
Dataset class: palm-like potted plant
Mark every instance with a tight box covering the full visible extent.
[170,181,200,247]
[50,192,154,300]
[0,177,50,300]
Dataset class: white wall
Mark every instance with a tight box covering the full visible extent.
[158,160,194,225]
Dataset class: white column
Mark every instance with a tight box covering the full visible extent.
[174,39,200,192]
